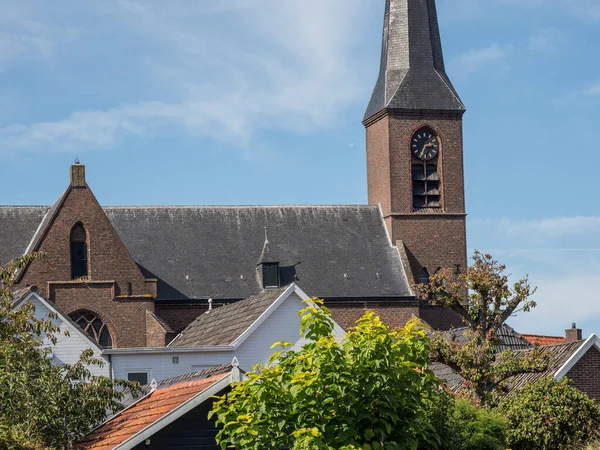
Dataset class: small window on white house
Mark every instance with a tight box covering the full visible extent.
[127,372,149,386]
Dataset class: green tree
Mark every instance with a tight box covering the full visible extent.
[211,301,443,450]
[0,255,140,450]
[414,250,547,406]
[501,377,600,450]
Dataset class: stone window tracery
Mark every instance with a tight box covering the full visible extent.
[70,311,113,348]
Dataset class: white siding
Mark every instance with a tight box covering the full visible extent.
[110,291,338,383]
[28,296,110,378]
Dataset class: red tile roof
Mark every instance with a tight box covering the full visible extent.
[74,372,230,450]
[521,334,567,347]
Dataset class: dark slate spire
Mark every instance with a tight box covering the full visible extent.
[364,0,465,122]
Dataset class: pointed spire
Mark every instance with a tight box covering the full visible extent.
[364,0,465,122]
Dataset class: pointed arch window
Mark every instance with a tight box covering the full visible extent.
[70,223,88,280]
[411,126,441,209]
[70,311,113,348]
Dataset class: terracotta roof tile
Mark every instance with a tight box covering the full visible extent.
[74,372,230,449]
[520,334,567,346]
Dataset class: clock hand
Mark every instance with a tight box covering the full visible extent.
[420,142,434,158]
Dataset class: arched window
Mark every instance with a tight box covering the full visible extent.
[411,126,441,209]
[418,267,430,285]
[70,223,88,280]
[70,311,113,348]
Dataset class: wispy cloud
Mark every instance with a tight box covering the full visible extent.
[440,0,600,22]
[473,216,600,239]
[586,82,600,96]
[0,0,369,153]
[528,28,562,53]
[509,272,600,335]
[449,44,513,75]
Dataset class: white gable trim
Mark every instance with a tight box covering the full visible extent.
[230,284,297,348]
[554,334,600,381]
[229,284,344,348]
[115,372,237,450]
[13,291,102,352]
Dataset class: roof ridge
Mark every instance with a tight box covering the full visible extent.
[103,204,376,209]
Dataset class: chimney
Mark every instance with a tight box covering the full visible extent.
[566,323,583,342]
[70,161,85,187]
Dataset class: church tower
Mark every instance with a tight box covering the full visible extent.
[364,0,467,285]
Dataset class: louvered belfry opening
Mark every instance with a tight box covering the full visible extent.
[70,223,88,280]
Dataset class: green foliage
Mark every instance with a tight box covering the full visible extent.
[414,250,546,405]
[419,392,508,450]
[211,300,443,450]
[500,377,600,450]
[0,255,142,449]
[446,398,508,450]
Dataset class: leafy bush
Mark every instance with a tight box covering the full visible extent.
[421,393,508,450]
[211,301,444,450]
[448,398,508,450]
[500,377,600,450]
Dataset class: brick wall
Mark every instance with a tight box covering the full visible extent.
[155,302,231,335]
[50,283,153,348]
[146,311,168,348]
[566,345,600,403]
[17,172,155,348]
[366,111,467,294]
[326,299,420,331]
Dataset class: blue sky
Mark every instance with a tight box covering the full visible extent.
[1,0,599,336]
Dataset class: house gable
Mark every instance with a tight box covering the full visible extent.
[13,291,109,378]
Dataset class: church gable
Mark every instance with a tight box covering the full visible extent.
[17,164,150,299]
[12,164,156,348]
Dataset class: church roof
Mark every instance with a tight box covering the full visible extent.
[0,205,411,301]
[364,0,465,121]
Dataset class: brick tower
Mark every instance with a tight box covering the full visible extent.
[364,0,467,288]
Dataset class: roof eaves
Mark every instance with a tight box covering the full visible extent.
[16,186,70,282]
[114,372,233,450]
[14,291,103,352]
[554,334,599,380]
[230,284,297,348]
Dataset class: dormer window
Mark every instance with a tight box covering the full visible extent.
[70,223,88,280]
[262,262,280,288]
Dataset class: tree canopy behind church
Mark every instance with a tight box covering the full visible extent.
[414,250,546,406]
[0,255,141,449]
[211,300,444,450]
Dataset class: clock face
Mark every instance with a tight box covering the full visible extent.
[411,127,439,161]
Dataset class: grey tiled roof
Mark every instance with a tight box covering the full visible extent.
[0,205,411,301]
[430,339,585,396]
[364,0,465,121]
[439,324,533,353]
[0,207,48,266]
[501,341,584,394]
[170,288,287,347]
[429,362,465,392]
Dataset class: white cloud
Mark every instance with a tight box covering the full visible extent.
[509,272,600,335]
[528,28,562,52]
[0,0,369,153]
[586,83,600,96]
[473,216,600,240]
[449,44,513,75]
